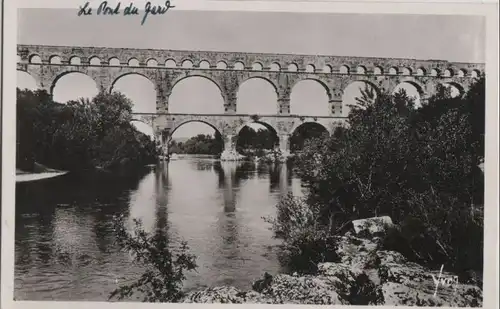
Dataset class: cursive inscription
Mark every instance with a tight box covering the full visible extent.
[77,1,175,25]
[431,265,459,296]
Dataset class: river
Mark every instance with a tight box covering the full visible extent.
[14,156,304,301]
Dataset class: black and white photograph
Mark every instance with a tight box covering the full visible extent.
[2,1,498,307]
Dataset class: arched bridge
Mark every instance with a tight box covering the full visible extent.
[17,44,484,156]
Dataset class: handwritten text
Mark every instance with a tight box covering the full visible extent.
[432,265,458,296]
[78,1,175,25]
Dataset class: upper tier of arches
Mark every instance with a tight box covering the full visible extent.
[18,45,484,79]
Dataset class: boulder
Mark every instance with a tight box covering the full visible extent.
[182,228,482,306]
[352,216,393,235]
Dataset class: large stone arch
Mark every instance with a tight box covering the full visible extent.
[111,73,157,114]
[168,74,225,114]
[289,79,332,116]
[289,121,330,152]
[289,121,329,138]
[236,77,279,114]
[392,79,426,107]
[50,70,99,100]
[110,72,156,93]
[291,77,332,100]
[170,73,224,96]
[235,119,279,138]
[170,119,224,138]
[341,80,381,117]
[17,70,39,91]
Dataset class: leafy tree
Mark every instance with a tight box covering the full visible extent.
[16,89,158,172]
[270,78,485,274]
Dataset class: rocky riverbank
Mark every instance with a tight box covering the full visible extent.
[181,220,483,306]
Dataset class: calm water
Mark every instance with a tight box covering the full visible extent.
[14,157,303,301]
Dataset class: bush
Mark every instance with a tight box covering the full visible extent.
[269,79,485,274]
[265,193,339,274]
[109,215,197,302]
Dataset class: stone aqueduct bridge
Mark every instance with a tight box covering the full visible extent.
[17,44,484,156]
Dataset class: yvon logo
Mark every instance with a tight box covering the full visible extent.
[432,265,459,296]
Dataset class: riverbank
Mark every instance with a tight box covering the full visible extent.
[16,171,69,183]
[182,218,483,306]
[16,163,69,183]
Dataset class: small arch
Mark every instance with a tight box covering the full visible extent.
[430,69,440,77]
[128,58,140,67]
[373,66,383,75]
[29,55,42,64]
[89,56,101,65]
[109,57,121,66]
[471,70,480,79]
[233,61,245,70]
[69,56,81,65]
[388,67,398,75]
[322,65,332,73]
[165,59,177,68]
[270,62,281,72]
[416,68,426,76]
[356,66,366,75]
[49,55,62,64]
[287,63,298,72]
[339,65,350,74]
[443,69,453,77]
[305,64,315,73]
[199,60,211,69]
[182,59,193,68]
[17,55,22,63]
[146,58,158,67]
[458,69,467,77]
[216,61,227,70]
[402,67,412,76]
[252,62,263,71]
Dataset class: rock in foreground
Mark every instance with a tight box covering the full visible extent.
[182,231,482,306]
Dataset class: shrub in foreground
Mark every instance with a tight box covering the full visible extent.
[109,215,197,302]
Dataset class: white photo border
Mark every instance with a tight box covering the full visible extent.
[2,1,498,309]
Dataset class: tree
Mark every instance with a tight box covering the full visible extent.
[16,89,158,172]
[270,79,485,274]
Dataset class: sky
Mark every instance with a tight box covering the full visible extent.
[17,9,486,138]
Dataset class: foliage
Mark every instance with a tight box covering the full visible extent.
[289,123,329,152]
[109,215,197,302]
[264,193,339,274]
[16,88,158,172]
[236,126,278,155]
[170,133,223,155]
[269,78,485,274]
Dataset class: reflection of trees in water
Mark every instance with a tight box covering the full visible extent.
[15,167,154,267]
[189,158,216,172]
